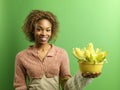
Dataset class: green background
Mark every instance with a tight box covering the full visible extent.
[0,0,120,90]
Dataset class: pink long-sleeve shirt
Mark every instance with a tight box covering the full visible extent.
[13,44,71,90]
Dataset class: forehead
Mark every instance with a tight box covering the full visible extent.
[35,19,52,28]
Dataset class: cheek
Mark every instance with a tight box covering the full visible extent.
[49,33,52,36]
[35,31,40,36]
[34,32,40,39]
[49,31,52,36]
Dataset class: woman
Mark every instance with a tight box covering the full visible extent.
[13,10,100,90]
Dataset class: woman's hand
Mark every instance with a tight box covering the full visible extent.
[82,72,101,78]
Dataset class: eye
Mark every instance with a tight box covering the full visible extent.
[36,28,42,31]
[46,29,51,32]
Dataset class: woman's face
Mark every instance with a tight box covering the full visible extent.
[34,19,52,45]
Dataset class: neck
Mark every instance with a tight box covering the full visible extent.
[34,43,50,51]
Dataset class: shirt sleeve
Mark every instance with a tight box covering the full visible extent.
[59,49,71,89]
[64,71,93,90]
[13,54,27,90]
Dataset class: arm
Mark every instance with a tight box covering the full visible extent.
[59,49,100,90]
[64,71,93,90]
[13,54,27,90]
[59,49,71,89]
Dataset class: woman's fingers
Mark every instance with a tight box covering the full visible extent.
[82,72,101,78]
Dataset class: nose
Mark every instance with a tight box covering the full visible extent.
[41,30,46,35]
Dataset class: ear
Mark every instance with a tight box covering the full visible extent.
[33,24,36,34]
[32,29,35,34]
[32,31,34,34]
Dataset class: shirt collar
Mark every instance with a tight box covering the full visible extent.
[47,44,56,57]
[28,44,56,57]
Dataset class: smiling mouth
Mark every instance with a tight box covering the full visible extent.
[39,37,48,42]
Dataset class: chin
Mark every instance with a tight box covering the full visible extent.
[39,41,48,45]
[37,39,49,45]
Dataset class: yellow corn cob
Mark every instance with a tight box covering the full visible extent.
[87,43,95,55]
[73,48,84,59]
[84,49,90,60]
[96,51,107,62]
[73,42,108,63]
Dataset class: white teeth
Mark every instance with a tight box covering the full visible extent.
[40,37,47,41]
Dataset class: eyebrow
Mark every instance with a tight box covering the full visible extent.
[36,26,42,28]
[36,26,52,29]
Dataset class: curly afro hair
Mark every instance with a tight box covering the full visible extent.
[22,10,59,42]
